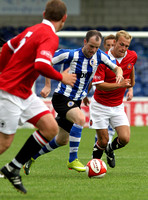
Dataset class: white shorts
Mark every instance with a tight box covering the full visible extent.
[89,96,129,129]
[0,90,50,134]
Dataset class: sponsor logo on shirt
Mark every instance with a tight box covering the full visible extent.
[93,75,101,81]
[41,50,52,60]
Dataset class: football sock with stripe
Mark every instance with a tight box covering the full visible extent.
[9,130,49,171]
[69,123,83,163]
[111,137,125,150]
[93,141,105,159]
[33,136,60,160]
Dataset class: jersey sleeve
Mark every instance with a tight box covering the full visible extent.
[100,50,117,70]
[52,49,70,65]
[92,64,106,85]
[35,36,59,66]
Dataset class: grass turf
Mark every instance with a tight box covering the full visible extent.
[0,126,148,200]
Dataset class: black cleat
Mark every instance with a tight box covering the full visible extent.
[0,164,27,194]
[105,144,115,168]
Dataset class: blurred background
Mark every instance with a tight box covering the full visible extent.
[0,0,147,126]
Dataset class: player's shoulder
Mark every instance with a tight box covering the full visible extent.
[127,49,137,59]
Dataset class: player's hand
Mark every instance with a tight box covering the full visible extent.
[126,88,133,101]
[40,86,51,98]
[61,67,77,87]
[83,97,90,106]
[120,79,131,88]
[114,66,124,83]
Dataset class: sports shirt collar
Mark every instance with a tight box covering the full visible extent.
[42,19,56,33]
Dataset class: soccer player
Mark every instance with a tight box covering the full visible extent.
[103,34,115,51]
[23,30,123,175]
[92,34,134,144]
[0,0,77,194]
[89,30,137,168]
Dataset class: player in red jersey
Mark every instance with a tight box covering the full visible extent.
[0,0,76,194]
[89,30,137,168]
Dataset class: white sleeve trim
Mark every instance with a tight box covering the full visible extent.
[35,58,51,66]
[7,40,15,51]
[92,80,104,85]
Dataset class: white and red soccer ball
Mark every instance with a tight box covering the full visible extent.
[86,159,107,178]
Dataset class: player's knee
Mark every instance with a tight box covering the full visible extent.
[99,138,108,148]
[49,124,59,138]
[76,116,85,126]
[119,136,130,146]
[56,137,69,146]
[0,144,10,154]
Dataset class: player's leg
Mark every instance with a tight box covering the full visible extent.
[24,126,69,175]
[93,129,108,159]
[108,124,116,144]
[66,107,86,172]
[111,125,130,150]
[0,94,58,193]
[52,93,86,172]
[0,133,15,154]
[106,104,130,168]
[89,97,109,159]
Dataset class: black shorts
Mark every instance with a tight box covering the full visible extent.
[52,92,81,132]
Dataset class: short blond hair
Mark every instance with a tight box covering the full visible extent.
[116,30,132,41]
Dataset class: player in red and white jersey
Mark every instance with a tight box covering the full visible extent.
[0,0,76,194]
[93,49,136,106]
[89,30,137,168]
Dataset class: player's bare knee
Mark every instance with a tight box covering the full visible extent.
[119,137,130,146]
[0,144,10,154]
[75,116,85,126]
[57,137,68,146]
[99,138,108,148]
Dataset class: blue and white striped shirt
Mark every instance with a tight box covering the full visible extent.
[52,48,116,101]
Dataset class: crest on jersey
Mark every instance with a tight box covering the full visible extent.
[67,101,74,107]
[90,59,96,67]
[127,63,132,69]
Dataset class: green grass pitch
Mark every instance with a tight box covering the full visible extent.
[0,126,148,200]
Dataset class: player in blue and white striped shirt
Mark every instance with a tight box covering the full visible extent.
[24,30,123,174]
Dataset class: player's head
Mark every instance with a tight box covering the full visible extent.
[43,0,67,32]
[112,30,132,58]
[83,30,102,58]
[103,34,115,51]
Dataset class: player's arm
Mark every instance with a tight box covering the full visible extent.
[83,82,92,106]
[40,78,51,98]
[125,67,135,101]
[100,51,123,83]
[35,62,76,87]
[129,67,135,87]
[93,64,130,91]
[126,87,133,101]
[95,79,131,91]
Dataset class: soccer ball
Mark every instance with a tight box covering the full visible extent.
[86,159,107,178]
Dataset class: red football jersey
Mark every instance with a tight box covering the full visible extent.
[0,19,59,99]
[92,49,137,106]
